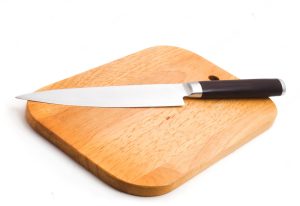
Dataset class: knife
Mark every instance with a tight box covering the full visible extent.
[16,79,285,108]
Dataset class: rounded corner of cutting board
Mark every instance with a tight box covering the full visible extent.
[24,102,181,196]
[23,46,279,196]
[26,101,52,131]
[26,102,41,130]
[25,104,181,196]
[142,45,208,60]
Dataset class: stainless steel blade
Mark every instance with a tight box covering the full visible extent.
[16,83,192,107]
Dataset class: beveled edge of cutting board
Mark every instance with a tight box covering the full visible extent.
[25,45,278,196]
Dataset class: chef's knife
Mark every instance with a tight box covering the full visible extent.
[16,79,285,108]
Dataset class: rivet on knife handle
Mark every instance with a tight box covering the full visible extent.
[186,79,286,99]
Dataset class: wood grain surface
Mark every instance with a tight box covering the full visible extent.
[26,46,277,196]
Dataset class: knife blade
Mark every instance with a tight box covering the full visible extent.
[16,79,285,108]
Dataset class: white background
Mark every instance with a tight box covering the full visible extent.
[1,0,299,205]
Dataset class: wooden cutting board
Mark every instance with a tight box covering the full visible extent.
[26,46,277,196]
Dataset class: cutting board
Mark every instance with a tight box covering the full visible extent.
[26,46,277,196]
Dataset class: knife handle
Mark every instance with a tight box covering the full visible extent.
[195,79,285,99]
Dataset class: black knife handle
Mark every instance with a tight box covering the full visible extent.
[198,79,285,99]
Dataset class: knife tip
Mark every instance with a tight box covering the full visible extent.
[15,94,27,100]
